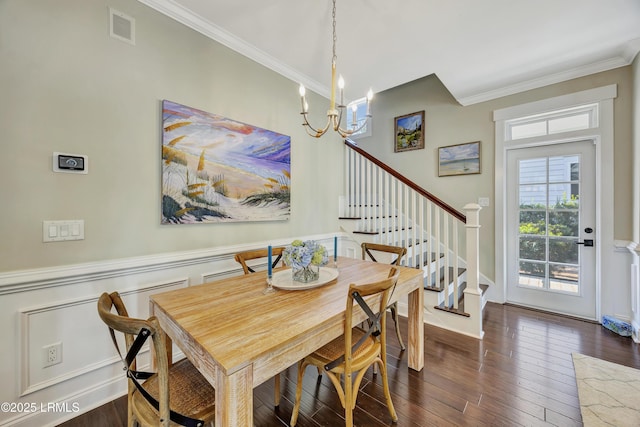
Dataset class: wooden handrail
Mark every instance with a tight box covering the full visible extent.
[345,139,466,223]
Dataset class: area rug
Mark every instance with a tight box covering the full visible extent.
[572,353,640,426]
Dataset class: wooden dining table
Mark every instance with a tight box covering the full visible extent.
[149,256,424,426]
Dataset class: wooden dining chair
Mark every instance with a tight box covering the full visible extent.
[233,246,286,407]
[97,292,215,427]
[234,246,285,274]
[290,268,399,427]
[361,242,408,350]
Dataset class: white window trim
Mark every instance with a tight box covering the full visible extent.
[346,97,372,139]
[493,84,617,322]
[506,103,598,141]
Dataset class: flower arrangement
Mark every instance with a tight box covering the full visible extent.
[283,240,328,282]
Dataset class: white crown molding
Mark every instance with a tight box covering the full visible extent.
[137,0,329,98]
[457,54,631,106]
[622,37,640,63]
[137,1,640,106]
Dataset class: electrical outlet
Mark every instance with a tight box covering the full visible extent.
[43,342,62,368]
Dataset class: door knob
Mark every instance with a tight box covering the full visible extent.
[576,239,594,247]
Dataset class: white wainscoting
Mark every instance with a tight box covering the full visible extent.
[0,234,355,427]
[19,278,188,396]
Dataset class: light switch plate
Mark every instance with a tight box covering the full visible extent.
[43,220,84,242]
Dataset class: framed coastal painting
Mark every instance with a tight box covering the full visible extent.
[394,111,424,153]
[161,100,291,224]
[438,141,481,177]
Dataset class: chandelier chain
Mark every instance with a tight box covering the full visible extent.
[332,0,337,64]
[297,0,372,138]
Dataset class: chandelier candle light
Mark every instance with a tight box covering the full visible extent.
[298,0,373,138]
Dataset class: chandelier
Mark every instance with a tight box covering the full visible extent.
[298,0,373,138]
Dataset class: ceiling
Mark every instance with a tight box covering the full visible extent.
[139,0,640,106]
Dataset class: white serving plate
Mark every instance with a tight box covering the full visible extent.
[271,267,339,290]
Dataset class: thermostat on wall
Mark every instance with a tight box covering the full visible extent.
[53,152,88,174]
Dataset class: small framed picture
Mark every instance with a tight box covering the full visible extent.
[438,141,481,177]
[394,111,425,153]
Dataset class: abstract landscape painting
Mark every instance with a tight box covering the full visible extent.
[161,100,291,224]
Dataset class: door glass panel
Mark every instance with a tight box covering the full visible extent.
[549,211,579,236]
[549,237,578,263]
[520,185,546,207]
[549,264,579,293]
[519,261,545,288]
[519,236,546,261]
[519,158,547,184]
[548,184,579,209]
[519,211,546,234]
[549,155,579,182]
[517,154,581,294]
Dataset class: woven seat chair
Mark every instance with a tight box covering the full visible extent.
[97,292,215,427]
[361,242,408,350]
[290,268,399,427]
[234,246,285,406]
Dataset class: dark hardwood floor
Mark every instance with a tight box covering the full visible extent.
[59,302,640,426]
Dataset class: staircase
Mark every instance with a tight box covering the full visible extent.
[339,139,488,339]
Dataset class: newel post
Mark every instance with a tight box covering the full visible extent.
[463,203,484,339]
[464,203,482,294]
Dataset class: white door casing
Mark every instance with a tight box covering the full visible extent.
[493,84,617,321]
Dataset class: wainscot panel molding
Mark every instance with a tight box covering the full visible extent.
[0,247,235,296]
[628,241,640,343]
[19,278,188,396]
[0,234,351,427]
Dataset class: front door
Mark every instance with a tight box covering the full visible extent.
[506,139,596,319]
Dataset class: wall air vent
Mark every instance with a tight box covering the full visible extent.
[109,7,135,45]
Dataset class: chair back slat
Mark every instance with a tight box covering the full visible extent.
[361,243,406,266]
[234,247,285,275]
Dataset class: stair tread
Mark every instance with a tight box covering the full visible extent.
[353,226,414,235]
[434,303,471,317]
[352,230,380,235]
[434,282,490,315]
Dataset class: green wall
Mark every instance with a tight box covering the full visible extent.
[0,0,343,271]
[1,0,634,281]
